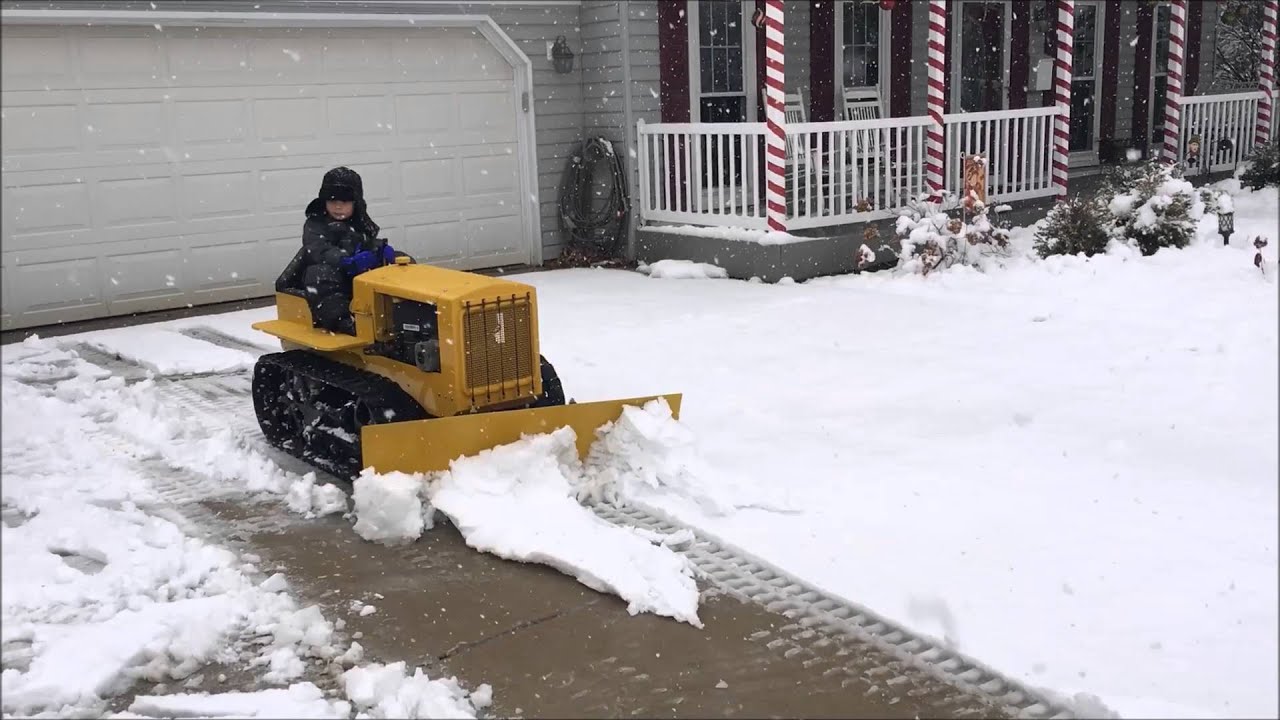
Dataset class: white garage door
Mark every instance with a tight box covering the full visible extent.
[1,22,533,331]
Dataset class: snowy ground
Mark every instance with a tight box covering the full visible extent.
[2,179,1275,718]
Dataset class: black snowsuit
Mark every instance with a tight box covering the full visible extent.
[296,167,389,335]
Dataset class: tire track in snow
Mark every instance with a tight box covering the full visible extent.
[136,373,1076,718]
[177,327,273,357]
[587,502,1077,719]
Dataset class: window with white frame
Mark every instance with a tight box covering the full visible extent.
[840,0,883,89]
[695,0,748,122]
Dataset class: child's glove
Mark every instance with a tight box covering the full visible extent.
[381,244,398,264]
[340,250,378,275]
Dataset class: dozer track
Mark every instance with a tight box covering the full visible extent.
[252,350,429,480]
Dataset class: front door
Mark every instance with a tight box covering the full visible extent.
[1069,1,1104,165]
[954,1,1008,112]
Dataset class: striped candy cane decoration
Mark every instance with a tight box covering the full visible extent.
[1052,0,1074,199]
[763,0,787,232]
[1256,0,1278,147]
[925,0,946,200]
[1161,0,1188,163]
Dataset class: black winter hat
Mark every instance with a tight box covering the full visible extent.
[317,166,364,203]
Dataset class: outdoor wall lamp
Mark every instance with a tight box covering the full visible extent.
[1218,209,1235,246]
[551,35,575,74]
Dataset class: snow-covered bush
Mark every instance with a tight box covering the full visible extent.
[1034,195,1113,258]
[1239,139,1280,190]
[894,194,1010,275]
[1105,159,1204,256]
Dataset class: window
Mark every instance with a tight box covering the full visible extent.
[840,0,881,89]
[696,0,747,122]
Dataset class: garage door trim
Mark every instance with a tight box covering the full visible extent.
[0,7,543,269]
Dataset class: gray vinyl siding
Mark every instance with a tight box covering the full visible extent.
[0,0,584,264]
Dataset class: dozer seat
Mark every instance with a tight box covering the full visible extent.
[275,246,311,301]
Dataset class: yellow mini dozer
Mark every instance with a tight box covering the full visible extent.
[250,255,681,480]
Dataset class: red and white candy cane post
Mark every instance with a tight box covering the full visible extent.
[925,0,946,202]
[763,0,787,232]
[1256,0,1278,147]
[1053,0,1075,199]
[1161,0,1188,164]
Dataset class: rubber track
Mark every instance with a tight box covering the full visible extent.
[254,351,428,479]
[73,366,1078,718]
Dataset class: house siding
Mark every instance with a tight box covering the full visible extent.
[0,0,584,263]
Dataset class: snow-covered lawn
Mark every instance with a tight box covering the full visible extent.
[2,179,1275,718]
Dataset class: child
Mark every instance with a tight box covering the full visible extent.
[298,166,400,334]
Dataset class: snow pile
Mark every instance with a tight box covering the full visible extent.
[343,662,491,718]
[351,471,435,546]
[42,355,349,518]
[579,398,789,517]
[129,682,350,718]
[1,337,488,718]
[426,427,703,627]
[638,259,729,280]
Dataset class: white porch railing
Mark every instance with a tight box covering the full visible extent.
[785,115,932,228]
[943,107,1059,203]
[637,109,1060,231]
[635,121,769,230]
[1179,91,1263,172]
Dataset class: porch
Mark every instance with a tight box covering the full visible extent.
[633,89,1280,282]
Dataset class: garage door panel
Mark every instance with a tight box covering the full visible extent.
[327,96,393,137]
[394,94,454,134]
[87,102,168,151]
[401,159,458,201]
[462,154,518,196]
[258,167,320,214]
[182,171,255,220]
[464,215,523,259]
[176,100,249,146]
[11,256,103,314]
[97,177,177,228]
[322,38,394,74]
[401,221,465,265]
[0,34,74,90]
[255,97,325,142]
[7,183,92,236]
[78,36,164,87]
[188,240,269,293]
[456,91,518,134]
[2,105,81,155]
[168,36,247,76]
[103,248,184,305]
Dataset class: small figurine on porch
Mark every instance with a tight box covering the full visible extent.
[961,153,988,216]
[1184,135,1203,174]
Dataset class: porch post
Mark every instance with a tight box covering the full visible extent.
[925,0,946,201]
[1160,0,1188,163]
[1053,0,1074,199]
[763,0,787,232]
[1256,0,1278,147]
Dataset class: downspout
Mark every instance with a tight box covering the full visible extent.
[619,0,638,260]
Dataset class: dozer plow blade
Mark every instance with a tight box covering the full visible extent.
[361,394,683,475]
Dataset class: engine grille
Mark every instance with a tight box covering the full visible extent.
[462,294,534,403]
